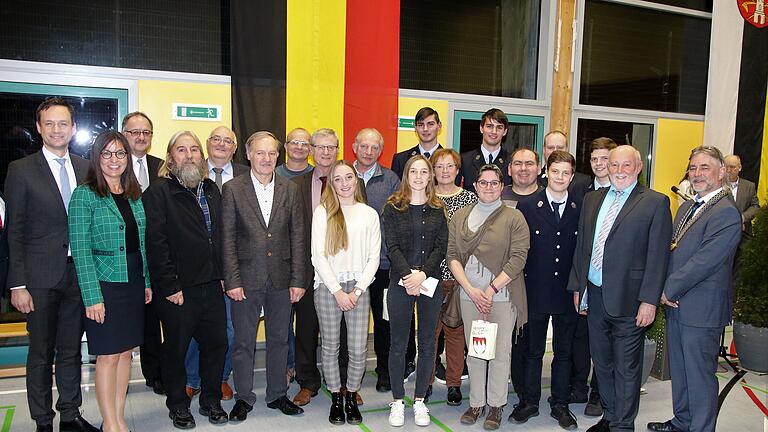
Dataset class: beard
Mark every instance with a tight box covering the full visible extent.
[170,158,207,188]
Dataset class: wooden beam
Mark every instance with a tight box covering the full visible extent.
[550,0,577,136]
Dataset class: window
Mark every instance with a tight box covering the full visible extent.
[579,0,710,114]
[575,118,654,186]
[400,0,541,99]
[453,110,544,155]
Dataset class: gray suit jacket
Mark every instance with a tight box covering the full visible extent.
[734,178,759,236]
[221,172,307,292]
[567,184,673,317]
[664,195,741,328]
[5,151,89,289]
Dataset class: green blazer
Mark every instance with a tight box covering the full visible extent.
[69,185,150,307]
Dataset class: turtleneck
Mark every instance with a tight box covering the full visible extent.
[468,198,502,232]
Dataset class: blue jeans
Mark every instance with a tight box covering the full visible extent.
[186,295,234,387]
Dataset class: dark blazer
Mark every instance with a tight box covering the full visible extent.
[390,144,443,179]
[146,154,163,181]
[664,196,741,327]
[734,178,759,236]
[459,147,511,193]
[517,189,582,314]
[381,203,448,282]
[291,170,315,287]
[232,162,249,178]
[143,176,223,298]
[539,169,592,200]
[567,184,673,317]
[0,192,8,296]
[5,151,88,289]
[221,173,307,292]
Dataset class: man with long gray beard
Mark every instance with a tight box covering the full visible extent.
[144,131,228,429]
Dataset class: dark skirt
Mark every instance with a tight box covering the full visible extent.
[84,252,145,355]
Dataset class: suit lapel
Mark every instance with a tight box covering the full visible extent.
[586,188,608,244]
[103,194,122,219]
[610,186,644,236]
[269,176,286,227]
[536,191,558,228]
[35,151,68,216]
[242,175,268,229]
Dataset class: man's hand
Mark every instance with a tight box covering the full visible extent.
[574,292,587,315]
[289,287,305,303]
[226,287,246,302]
[166,291,184,305]
[660,292,678,309]
[145,288,153,304]
[635,302,657,327]
[11,289,34,313]
[85,303,106,324]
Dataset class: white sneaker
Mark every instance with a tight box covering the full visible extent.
[389,400,405,427]
[413,400,431,427]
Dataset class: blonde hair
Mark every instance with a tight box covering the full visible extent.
[158,130,207,178]
[321,160,366,256]
[386,155,444,211]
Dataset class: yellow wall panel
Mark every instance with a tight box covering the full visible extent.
[137,80,232,159]
[655,118,704,218]
[759,85,768,205]
[396,97,450,153]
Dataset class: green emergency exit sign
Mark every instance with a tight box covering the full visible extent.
[398,116,415,130]
[172,103,222,121]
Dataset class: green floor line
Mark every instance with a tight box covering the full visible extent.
[715,373,768,395]
[403,396,452,432]
[318,383,376,432]
[1,406,14,432]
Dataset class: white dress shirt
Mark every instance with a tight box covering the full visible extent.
[480,146,501,164]
[251,171,275,225]
[42,146,77,197]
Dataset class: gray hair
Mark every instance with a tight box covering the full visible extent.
[311,128,339,146]
[244,131,280,154]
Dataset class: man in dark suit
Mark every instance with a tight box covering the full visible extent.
[648,146,742,432]
[724,154,760,236]
[223,132,306,421]
[459,108,512,192]
[144,131,228,429]
[538,130,591,198]
[514,150,582,430]
[6,97,98,432]
[391,107,443,179]
[122,111,165,395]
[568,145,672,432]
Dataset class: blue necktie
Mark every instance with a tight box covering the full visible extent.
[55,158,72,212]
[552,201,563,224]
[681,199,703,226]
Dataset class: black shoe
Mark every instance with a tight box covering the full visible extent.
[551,404,578,430]
[586,419,611,432]
[424,385,432,403]
[36,425,53,432]
[376,374,391,392]
[228,400,253,422]
[146,379,165,395]
[168,409,196,430]
[434,362,447,384]
[585,392,603,417]
[60,415,99,432]
[403,362,416,383]
[267,395,304,416]
[344,391,363,425]
[508,403,539,424]
[647,420,683,432]
[199,404,228,425]
[329,392,345,425]
[447,386,462,406]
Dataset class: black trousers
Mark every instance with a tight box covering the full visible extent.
[26,263,84,426]
[140,295,163,384]
[294,284,350,391]
[369,269,416,381]
[510,322,528,403]
[571,314,599,398]
[158,281,227,411]
[523,310,578,407]
[587,283,645,432]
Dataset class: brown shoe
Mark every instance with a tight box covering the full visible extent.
[460,406,485,425]
[339,387,364,406]
[292,388,317,406]
[483,406,503,430]
[185,386,200,399]
[221,382,233,400]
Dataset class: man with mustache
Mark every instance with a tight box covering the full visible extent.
[144,131,228,429]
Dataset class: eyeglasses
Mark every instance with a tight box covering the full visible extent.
[288,140,310,147]
[312,144,338,153]
[209,135,234,145]
[476,180,501,188]
[100,150,128,159]
[124,129,153,138]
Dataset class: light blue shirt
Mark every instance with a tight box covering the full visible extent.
[354,161,377,185]
[207,160,234,184]
[587,181,637,287]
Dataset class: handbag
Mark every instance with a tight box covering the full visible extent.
[441,281,463,328]
[467,319,498,360]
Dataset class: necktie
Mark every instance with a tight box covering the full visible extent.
[213,167,224,191]
[681,199,703,227]
[55,158,72,212]
[591,190,623,271]
[319,176,327,194]
[137,158,149,191]
[552,201,563,224]
[488,154,494,164]
[424,152,431,160]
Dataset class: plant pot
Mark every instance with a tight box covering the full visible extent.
[642,337,657,385]
[733,321,768,373]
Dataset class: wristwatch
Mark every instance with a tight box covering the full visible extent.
[354,288,363,297]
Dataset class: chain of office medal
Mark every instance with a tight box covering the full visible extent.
[670,188,730,251]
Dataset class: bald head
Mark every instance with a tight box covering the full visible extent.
[608,145,642,191]
[724,154,742,183]
[206,125,237,167]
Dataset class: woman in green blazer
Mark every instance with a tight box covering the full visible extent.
[69,130,150,432]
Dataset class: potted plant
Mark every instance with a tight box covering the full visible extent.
[732,205,768,373]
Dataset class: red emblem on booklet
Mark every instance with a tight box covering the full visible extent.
[739,0,768,28]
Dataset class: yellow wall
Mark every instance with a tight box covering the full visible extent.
[137,80,232,159]
[654,119,704,218]
[759,85,768,205]
[396,97,451,152]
